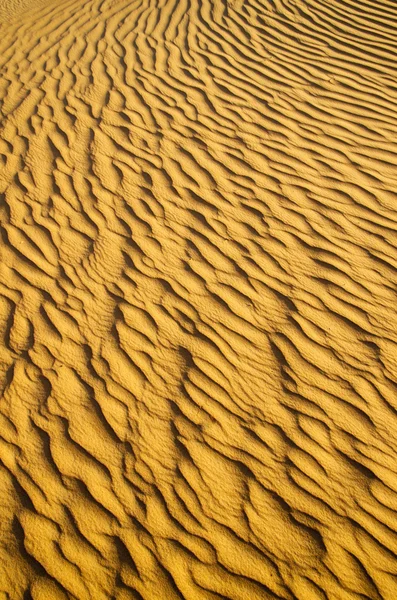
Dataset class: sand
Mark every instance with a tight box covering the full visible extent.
[1,0,397,598]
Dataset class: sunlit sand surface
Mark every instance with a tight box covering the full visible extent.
[1,0,397,598]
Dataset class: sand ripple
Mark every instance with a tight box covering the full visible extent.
[1,0,397,598]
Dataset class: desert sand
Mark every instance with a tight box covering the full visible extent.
[1,0,397,598]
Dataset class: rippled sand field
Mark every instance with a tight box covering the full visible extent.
[1,0,397,598]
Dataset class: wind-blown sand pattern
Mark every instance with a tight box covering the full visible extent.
[1,0,397,598]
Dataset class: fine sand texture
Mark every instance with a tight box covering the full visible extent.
[1,0,397,598]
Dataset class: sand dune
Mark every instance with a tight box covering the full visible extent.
[1,0,397,598]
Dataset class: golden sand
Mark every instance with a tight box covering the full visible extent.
[1,0,397,598]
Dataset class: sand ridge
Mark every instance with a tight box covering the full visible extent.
[1,0,397,598]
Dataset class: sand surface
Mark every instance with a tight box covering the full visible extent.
[1,0,397,598]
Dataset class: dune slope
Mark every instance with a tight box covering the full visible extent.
[1,0,397,598]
